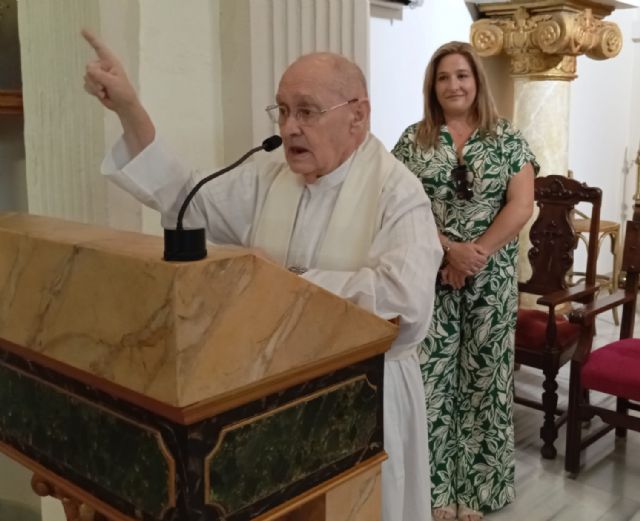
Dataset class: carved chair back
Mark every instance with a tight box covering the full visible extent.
[520,175,601,297]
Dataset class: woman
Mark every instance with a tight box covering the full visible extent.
[392,42,538,521]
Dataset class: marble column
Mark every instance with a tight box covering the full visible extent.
[470,2,623,299]
[513,79,570,179]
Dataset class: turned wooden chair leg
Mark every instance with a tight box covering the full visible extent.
[564,367,583,476]
[540,368,560,459]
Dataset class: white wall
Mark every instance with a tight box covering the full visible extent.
[569,8,640,225]
[568,7,640,274]
[370,0,472,150]
[137,1,222,174]
[134,0,223,235]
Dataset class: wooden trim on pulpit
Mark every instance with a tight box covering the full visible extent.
[0,334,392,425]
[0,89,23,114]
[254,452,387,521]
[0,439,385,521]
[0,440,135,521]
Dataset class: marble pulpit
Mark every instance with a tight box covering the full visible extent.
[0,213,397,521]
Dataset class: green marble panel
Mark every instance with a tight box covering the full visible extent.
[207,376,378,515]
[0,363,173,518]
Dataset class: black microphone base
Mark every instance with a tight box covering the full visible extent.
[164,228,207,262]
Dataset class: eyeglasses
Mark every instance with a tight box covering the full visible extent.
[451,164,474,200]
[265,98,361,126]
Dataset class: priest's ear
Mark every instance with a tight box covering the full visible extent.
[349,98,370,133]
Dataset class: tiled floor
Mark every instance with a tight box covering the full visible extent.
[488,314,640,521]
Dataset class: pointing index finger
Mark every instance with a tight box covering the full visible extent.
[81,29,116,61]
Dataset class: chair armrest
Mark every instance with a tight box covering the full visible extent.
[536,283,599,309]
[568,289,633,326]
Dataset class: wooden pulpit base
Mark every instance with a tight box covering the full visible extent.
[264,457,382,521]
[31,475,108,521]
[30,455,382,521]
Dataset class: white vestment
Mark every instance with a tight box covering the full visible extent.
[102,133,442,521]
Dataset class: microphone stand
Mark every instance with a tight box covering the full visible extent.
[164,135,282,261]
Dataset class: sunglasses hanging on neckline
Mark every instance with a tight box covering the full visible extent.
[451,163,474,200]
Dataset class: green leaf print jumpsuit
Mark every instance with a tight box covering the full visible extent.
[392,119,539,514]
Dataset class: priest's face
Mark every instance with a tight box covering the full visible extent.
[276,60,364,184]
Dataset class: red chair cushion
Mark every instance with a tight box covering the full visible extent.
[582,338,640,402]
[515,309,581,351]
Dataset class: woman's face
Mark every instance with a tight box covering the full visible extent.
[434,53,477,120]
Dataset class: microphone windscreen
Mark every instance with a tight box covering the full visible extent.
[262,135,283,152]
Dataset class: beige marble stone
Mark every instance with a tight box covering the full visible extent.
[0,213,396,408]
[324,464,381,521]
[274,461,381,521]
[513,78,571,178]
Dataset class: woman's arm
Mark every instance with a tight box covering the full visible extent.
[475,162,535,255]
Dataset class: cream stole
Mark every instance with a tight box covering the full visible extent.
[251,134,396,270]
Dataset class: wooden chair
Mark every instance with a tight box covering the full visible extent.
[572,215,621,324]
[515,175,602,459]
[564,218,640,476]
[568,170,621,325]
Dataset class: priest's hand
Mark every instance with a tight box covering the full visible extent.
[82,29,155,156]
[82,29,138,113]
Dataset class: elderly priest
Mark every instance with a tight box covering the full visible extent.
[83,30,442,521]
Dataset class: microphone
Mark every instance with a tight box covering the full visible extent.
[163,135,283,261]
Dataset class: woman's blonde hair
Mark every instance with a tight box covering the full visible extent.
[416,41,499,150]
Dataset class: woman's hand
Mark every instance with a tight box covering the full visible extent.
[446,241,487,276]
[440,265,467,289]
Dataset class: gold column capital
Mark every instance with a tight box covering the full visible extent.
[470,3,622,80]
